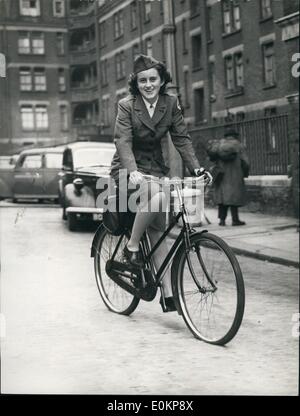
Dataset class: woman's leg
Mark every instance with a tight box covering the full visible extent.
[127,190,166,251]
[147,223,173,298]
[218,204,228,225]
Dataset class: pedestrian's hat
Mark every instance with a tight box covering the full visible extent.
[133,54,160,74]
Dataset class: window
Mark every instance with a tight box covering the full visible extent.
[19,67,32,91]
[56,33,65,55]
[35,106,48,130]
[45,153,63,168]
[224,52,244,92]
[53,0,65,17]
[34,68,46,91]
[206,5,213,41]
[235,53,243,87]
[21,154,42,169]
[144,0,151,22]
[21,105,34,130]
[59,106,68,131]
[100,59,108,86]
[20,105,48,130]
[32,32,44,54]
[262,42,276,86]
[113,11,124,39]
[194,88,204,124]
[190,0,200,16]
[115,52,125,80]
[183,70,190,108]
[58,68,66,92]
[182,19,188,53]
[208,61,216,94]
[222,0,241,34]
[225,56,234,90]
[145,38,152,57]
[132,44,140,61]
[192,34,202,70]
[260,0,272,19]
[130,1,137,30]
[101,97,110,126]
[19,0,40,17]
[99,22,106,47]
[18,32,30,54]
[18,32,45,54]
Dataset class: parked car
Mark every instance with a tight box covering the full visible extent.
[12,147,64,203]
[59,141,116,230]
[0,154,19,200]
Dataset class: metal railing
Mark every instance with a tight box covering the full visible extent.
[190,114,290,175]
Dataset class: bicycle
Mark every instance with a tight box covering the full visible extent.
[91,175,245,346]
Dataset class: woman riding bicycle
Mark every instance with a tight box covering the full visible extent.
[109,54,211,312]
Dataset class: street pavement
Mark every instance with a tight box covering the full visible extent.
[0,202,299,395]
[170,207,299,268]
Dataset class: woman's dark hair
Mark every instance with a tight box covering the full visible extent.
[128,62,172,95]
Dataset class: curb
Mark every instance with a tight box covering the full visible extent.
[168,228,299,269]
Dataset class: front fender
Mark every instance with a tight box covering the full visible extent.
[90,223,105,257]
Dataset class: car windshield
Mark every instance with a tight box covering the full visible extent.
[73,147,115,169]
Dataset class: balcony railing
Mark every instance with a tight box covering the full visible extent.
[71,85,98,102]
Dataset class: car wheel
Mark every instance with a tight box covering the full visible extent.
[67,213,78,231]
[12,198,18,203]
[38,198,44,204]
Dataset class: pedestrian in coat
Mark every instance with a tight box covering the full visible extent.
[110,54,212,312]
[207,129,250,226]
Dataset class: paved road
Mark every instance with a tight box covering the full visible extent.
[0,204,298,395]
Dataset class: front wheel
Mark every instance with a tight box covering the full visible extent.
[175,232,245,345]
[94,227,140,315]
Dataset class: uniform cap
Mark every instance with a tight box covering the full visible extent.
[133,54,160,74]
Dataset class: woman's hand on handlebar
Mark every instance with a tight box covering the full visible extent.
[193,168,213,186]
[129,170,145,185]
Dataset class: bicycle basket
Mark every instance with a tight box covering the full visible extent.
[170,178,205,226]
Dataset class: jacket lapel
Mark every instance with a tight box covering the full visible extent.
[152,95,167,126]
[134,95,155,132]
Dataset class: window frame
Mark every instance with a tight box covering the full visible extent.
[33,67,47,91]
[260,0,273,20]
[221,0,241,35]
[19,0,41,17]
[19,67,32,91]
[262,42,276,87]
[191,33,202,71]
[53,0,65,18]
[56,32,65,55]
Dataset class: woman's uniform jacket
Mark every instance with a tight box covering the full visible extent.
[110,92,200,180]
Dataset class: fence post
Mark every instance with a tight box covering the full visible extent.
[0,53,6,78]
[287,94,299,217]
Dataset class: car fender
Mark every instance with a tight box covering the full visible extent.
[64,183,95,208]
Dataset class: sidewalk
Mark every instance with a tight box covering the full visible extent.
[170,208,299,268]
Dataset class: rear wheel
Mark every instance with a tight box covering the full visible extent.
[176,232,245,345]
[94,228,140,315]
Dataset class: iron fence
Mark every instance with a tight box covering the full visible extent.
[189,114,290,175]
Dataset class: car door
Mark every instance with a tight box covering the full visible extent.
[42,152,63,198]
[13,153,44,198]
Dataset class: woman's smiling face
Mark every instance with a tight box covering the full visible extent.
[136,67,164,104]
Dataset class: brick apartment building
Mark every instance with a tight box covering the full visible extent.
[0,0,299,214]
[0,0,72,154]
